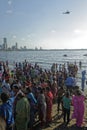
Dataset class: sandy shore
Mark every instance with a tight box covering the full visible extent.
[34,104,87,130]
[0,88,87,130]
[34,89,87,130]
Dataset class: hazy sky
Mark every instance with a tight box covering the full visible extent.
[0,0,87,49]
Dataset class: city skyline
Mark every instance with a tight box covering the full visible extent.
[0,37,43,50]
[0,0,87,49]
[0,37,18,50]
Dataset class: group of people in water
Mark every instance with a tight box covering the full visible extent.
[0,60,87,130]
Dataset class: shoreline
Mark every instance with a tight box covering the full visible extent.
[0,48,87,52]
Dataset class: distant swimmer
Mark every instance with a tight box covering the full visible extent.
[63,10,70,14]
[79,61,82,68]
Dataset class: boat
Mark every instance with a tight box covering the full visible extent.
[83,54,87,56]
[63,54,67,57]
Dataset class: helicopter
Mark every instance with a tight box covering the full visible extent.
[63,10,70,14]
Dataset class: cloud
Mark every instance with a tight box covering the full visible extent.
[73,29,87,35]
[73,29,87,39]
[21,38,25,41]
[74,29,82,34]
[8,0,12,6]
[12,35,17,39]
[51,30,56,33]
[27,34,31,38]
[73,29,87,40]
[6,10,13,14]
[27,33,36,39]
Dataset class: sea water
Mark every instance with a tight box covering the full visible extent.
[0,49,87,88]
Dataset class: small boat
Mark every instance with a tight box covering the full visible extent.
[63,54,67,57]
[83,54,87,56]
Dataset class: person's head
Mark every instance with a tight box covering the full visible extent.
[17,91,25,99]
[26,87,32,93]
[0,117,6,130]
[46,86,50,92]
[76,89,82,96]
[0,92,9,103]
[36,87,41,95]
[39,88,45,94]
[75,86,79,90]
[12,85,19,94]
[65,91,70,98]
[60,86,64,90]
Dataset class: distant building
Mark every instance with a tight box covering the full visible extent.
[0,45,2,50]
[40,47,42,50]
[12,45,15,50]
[3,37,7,50]
[24,46,27,49]
[35,47,38,50]
[15,42,18,49]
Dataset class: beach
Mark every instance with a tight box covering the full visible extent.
[34,89,87,130]
[1,1,87,130]
[0,92,87,130]
[0,54,87,130]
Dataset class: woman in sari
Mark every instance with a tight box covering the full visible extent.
[37,88,47,127]
[45,87,53,125]
[72,89,85,127]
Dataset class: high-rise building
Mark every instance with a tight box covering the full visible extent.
[15,42,18,49]
[3,37,7,50]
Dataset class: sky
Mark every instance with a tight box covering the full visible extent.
[0,0,87,49]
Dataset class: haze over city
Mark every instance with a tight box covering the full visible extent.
[0,0,87,49]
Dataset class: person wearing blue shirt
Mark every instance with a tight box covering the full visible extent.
[26,87,37,129]
[65,74,74,94]
[0,92,14,130]
[81,70,86,91]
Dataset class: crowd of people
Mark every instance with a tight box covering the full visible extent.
[0,60,87,130]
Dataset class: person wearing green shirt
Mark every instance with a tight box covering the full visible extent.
[15,92,30,130]
[62,91,71,126]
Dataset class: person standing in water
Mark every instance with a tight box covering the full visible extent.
[81,70,86,91]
